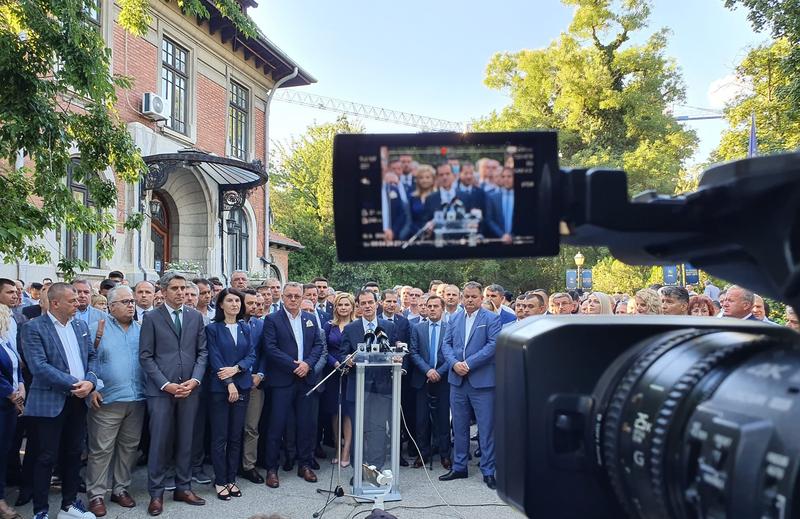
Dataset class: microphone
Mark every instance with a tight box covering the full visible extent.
[362,331,376,351]
[374,327,391,351]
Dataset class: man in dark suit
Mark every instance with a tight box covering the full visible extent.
[455,161,487,216]
[439,281,501,489]
[340,290,397,470]
[240,290,267,484]
[262,282,325,488]
[485,167,515,244]
[381,170,412,243]
[22,282,98,519]
[423,163,459,221]
[139,272,208,515]
[312,277,334,316]
[409,295,452,470]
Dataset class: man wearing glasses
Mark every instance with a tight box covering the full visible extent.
[86,285,146,517]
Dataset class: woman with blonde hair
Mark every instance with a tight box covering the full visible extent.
[0,302,24,519]
[628,288,663,315]
[584,292,614,315]
[322,292,357,467]
[409,164,437,234]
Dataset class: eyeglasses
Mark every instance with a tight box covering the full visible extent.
[113,299,136,306]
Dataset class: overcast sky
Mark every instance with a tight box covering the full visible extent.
[251,0,766,166]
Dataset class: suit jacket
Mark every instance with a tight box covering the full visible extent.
[385,183,413,241]
[0,339,22,399]
[340,317,397,400]
[456,186,487,216]
[205,321,257,393]
[319,301,334,316]
[247,317,267,379]
[441,308,501,389]
[409,320,449,389]
[22,305,43,320]
[21,315,98,417]
[484,190,505,238]
[381,314,410,346]
[139,305,208,397]
[262,310,324,388]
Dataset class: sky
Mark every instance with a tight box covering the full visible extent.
[251,0,768,167]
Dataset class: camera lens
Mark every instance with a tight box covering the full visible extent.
[593,328,800,518]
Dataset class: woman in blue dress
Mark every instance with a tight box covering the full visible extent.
[408,164,436,235]
[321,292,356,467]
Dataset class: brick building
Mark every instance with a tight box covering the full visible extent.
[1,0,312,285]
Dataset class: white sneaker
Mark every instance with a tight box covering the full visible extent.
[56,500,96,519]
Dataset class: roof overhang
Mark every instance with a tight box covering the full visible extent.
[142,151,267,212]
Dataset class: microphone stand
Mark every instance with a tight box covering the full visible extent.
[310,348,362,518]
[401,196,461,250]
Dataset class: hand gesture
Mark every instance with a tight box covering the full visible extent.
[90,391,104,410]
[71,380,94,398]
[217,366,239,380]
[227,384,239,403]
[293,360,310,378]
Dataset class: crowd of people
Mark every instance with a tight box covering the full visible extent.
[0,271,797,519]
[380,155,517,244]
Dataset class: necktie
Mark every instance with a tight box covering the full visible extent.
[367,322,375,332]
[173,308,182,337]
[271,303,279,313]
[429,323,438,368]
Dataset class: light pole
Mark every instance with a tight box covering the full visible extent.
[574,252,585,292]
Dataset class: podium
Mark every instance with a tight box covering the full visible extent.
[351,347,405,503]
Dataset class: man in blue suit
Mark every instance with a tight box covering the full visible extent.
[455,162,487,216]
[22,282,99,519]
[439,281,501,489]
[409,295,452,469]
[381,171,412,243]
[262,282,325,488]
[72,279,106,326]
[340,290,396,470]
[240,290,267,484]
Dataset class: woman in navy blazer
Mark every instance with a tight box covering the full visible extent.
[0,305,24,519]
[205,288,256,501]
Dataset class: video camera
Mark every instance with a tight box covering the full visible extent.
[332,131,800,518]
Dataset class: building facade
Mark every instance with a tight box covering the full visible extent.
[1,0,312,285]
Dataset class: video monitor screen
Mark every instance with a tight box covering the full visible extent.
[332,132,561,262]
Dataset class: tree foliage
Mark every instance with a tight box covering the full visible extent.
[712,38,800,161]
[590,256,662,294]
[725,0,800,117]
[0,0,256,278]
[476,0,697,196]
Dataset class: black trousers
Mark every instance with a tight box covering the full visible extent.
[0,402,17,500]
[209,392,248,486]
[30,396,87,514]
[266,381,314,471]
[414,380,451,460]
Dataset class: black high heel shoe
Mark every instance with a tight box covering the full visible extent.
[227,484,242,498]
[215,485,231,501]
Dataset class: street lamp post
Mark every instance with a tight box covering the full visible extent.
[574,252,585,292]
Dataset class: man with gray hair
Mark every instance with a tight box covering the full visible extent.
[139,272,208,515]
[183,282,199,310]
[86,286,145,516]
[231,271,249,291]
[722,285,759,320]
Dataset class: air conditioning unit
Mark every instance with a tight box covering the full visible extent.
[141,92,169,121]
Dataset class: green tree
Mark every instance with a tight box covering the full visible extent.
[725,0,800,117]
[590,257,662,294]
[476,0,697,196]
[0,0,256,278]
[712,38,800,161]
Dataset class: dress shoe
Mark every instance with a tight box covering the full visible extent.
[147,497,163,516]
[265,471,279,488]
[441,458,452,470]
[110,491,135,508]
[173,490,205,506]
[13,489,31,507]
[88,496,106,517]
[413,457,424,469]
[309,459,320,470]
[399,457,409,467]
[438,470,468,481]
[314,445,326,459]
[297,466,318,483]
[241,468,264,484]
[282,459,294,472]
[484,475,497,490]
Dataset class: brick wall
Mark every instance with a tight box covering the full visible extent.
[195,74,227,155]
[112,22,158,129]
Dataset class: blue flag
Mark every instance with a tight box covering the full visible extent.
[747,112,758,157]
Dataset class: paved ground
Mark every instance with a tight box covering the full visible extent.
[8,445,524,519]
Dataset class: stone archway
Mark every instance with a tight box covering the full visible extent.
[159,166,212,273]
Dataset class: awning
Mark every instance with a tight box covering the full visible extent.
[142,151,267,212]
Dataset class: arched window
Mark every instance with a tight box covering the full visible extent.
[227,208,249,273]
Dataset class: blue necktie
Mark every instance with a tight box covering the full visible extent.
[429,323,438,368]
[503,191,512,233]
[367,322,375,332]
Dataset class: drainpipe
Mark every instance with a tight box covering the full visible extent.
[263,67,298,274]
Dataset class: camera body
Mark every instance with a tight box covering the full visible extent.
[496,316,800,518]
[332,131,800,518]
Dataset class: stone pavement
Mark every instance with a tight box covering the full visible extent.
[8,449,525,519]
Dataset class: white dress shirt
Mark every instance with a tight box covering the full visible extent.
[464,310,478,348]
[136,305,153,321]
[48,312,85,380]
[285,309,304,360]
[226,323,239,346]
